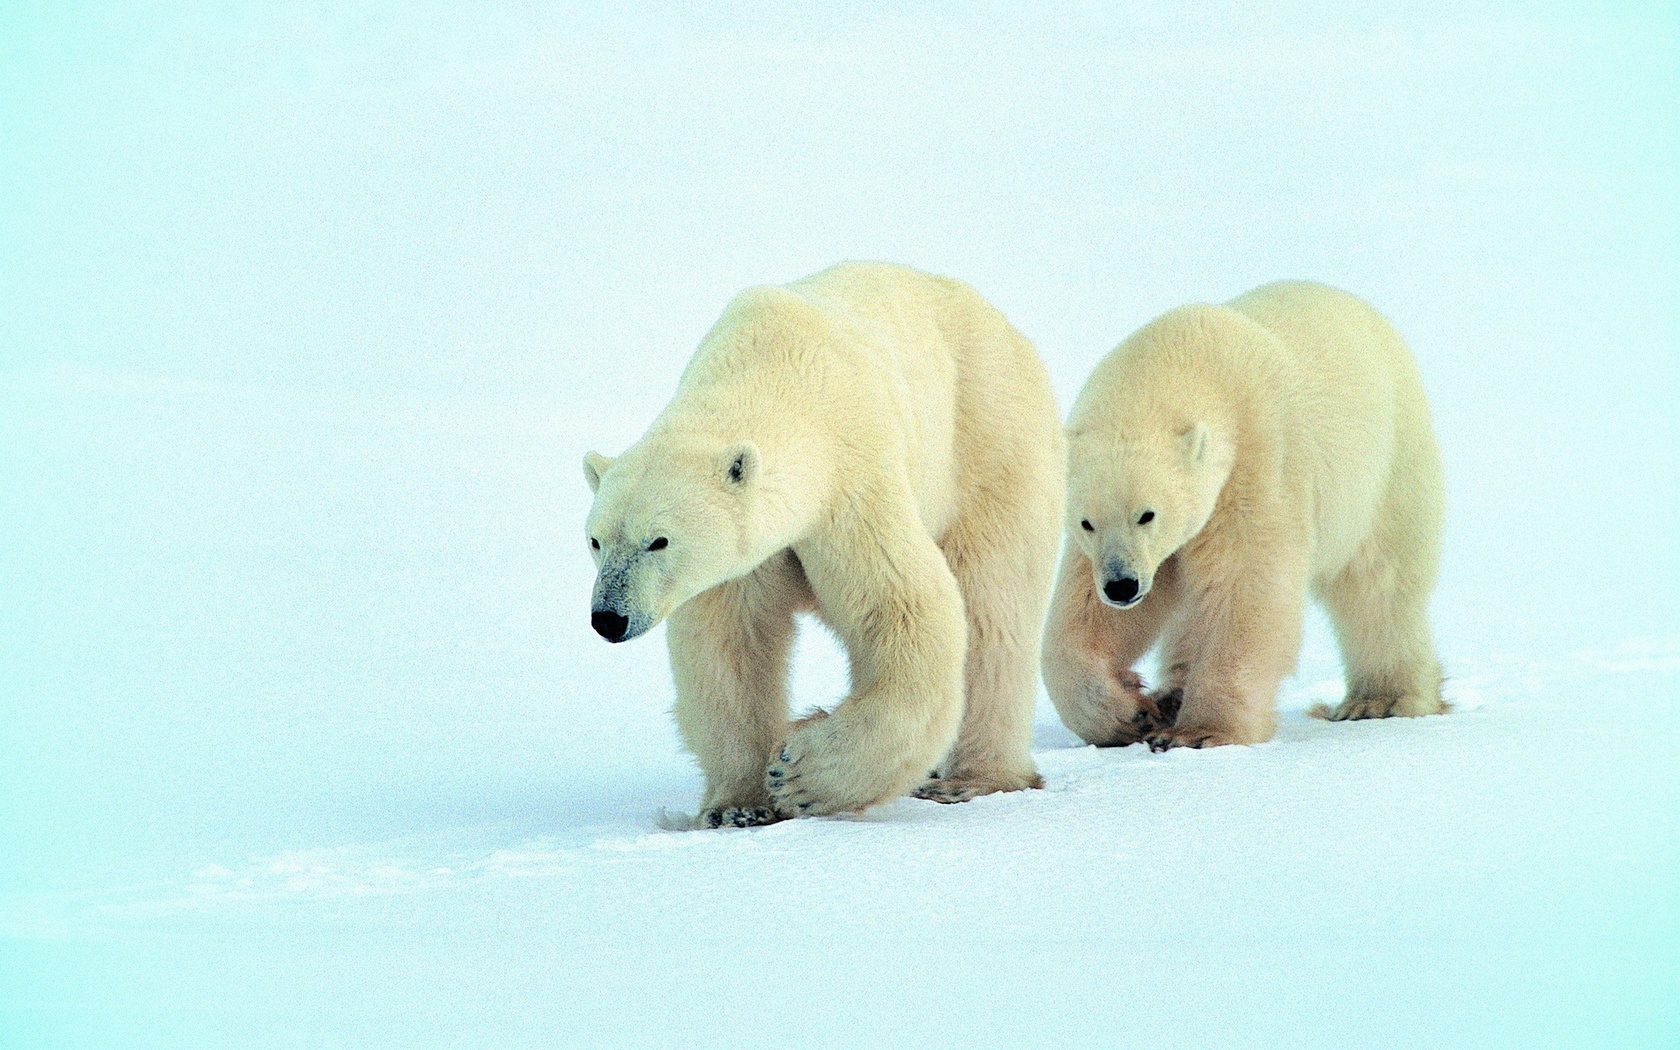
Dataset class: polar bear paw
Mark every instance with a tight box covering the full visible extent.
[1145,723,1245,751]
[1119,685,1184,738]
[911,778,982,804]
[912,766,1044,804]
[1147,685,1184,726]
[696,805,785,829]
[765,711,895,816]
[1311,692,1448,721]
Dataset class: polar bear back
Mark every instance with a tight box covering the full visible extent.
[1225,280,1438,579]
[669,262,1059,543]
[788,264,965,533]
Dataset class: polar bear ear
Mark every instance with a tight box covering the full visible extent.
[583,451,614,493]
[1180,423,1209,465]
[722,442,760,487]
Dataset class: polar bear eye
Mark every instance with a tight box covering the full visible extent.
[1138,511,1155,525]
[648,537,669,551]
[589,537,600,550]
[1080,519,1094,532]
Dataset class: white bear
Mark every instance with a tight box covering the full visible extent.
[583,262,1064,826]
[1043,280,1446,751]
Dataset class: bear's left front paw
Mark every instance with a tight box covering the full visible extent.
[1145,724,1244,751]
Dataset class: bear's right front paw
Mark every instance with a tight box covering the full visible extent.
[697,805,784,829]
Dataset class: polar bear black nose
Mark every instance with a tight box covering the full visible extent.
[1104,577,1140,605]
[592,609,629,641]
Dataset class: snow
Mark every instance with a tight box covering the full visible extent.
[2,3,1676,1048]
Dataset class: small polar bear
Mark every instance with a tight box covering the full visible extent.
[583,262,1064,826]
[1043,280,1446,751]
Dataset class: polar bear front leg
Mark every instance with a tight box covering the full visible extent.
[766,514,968,816]
[1147,620,1195,728]
[1042,545,1182,746]
[1145,552,1306,751]
[669,563,805,828]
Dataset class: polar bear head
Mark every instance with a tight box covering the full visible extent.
[1067,422,1234,609]
[582,437,769,643]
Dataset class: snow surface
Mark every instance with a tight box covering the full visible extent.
[2,3,1676,1048]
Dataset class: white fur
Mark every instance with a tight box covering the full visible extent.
[1044,280,1446,750]
[584,262,1064,824]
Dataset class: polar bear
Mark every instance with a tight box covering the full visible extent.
[1043,280,1445,751]
[583,262,1064,826]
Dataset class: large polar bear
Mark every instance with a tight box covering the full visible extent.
[583,262,1064,826]
[1043,281,1445,751]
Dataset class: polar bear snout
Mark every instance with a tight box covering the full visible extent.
[1100,569,1146,608]
[589,553,662,643]
[591,608,630,642]
[1102,576,1140,606]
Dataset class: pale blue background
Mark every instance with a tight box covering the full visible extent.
[2,3,1676,1047]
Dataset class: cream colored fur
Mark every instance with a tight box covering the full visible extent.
[584,262,1064,825]
[1043,280,1446,751]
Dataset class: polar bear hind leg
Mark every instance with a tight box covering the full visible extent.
[913,495,1056,803]
[1315,460,1447,721]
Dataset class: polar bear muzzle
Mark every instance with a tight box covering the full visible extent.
[591,608,630,641]
[1099,563,1148,609]
[1101,573,1143,608]
[589,553,661,643]
[589,594,655,643]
